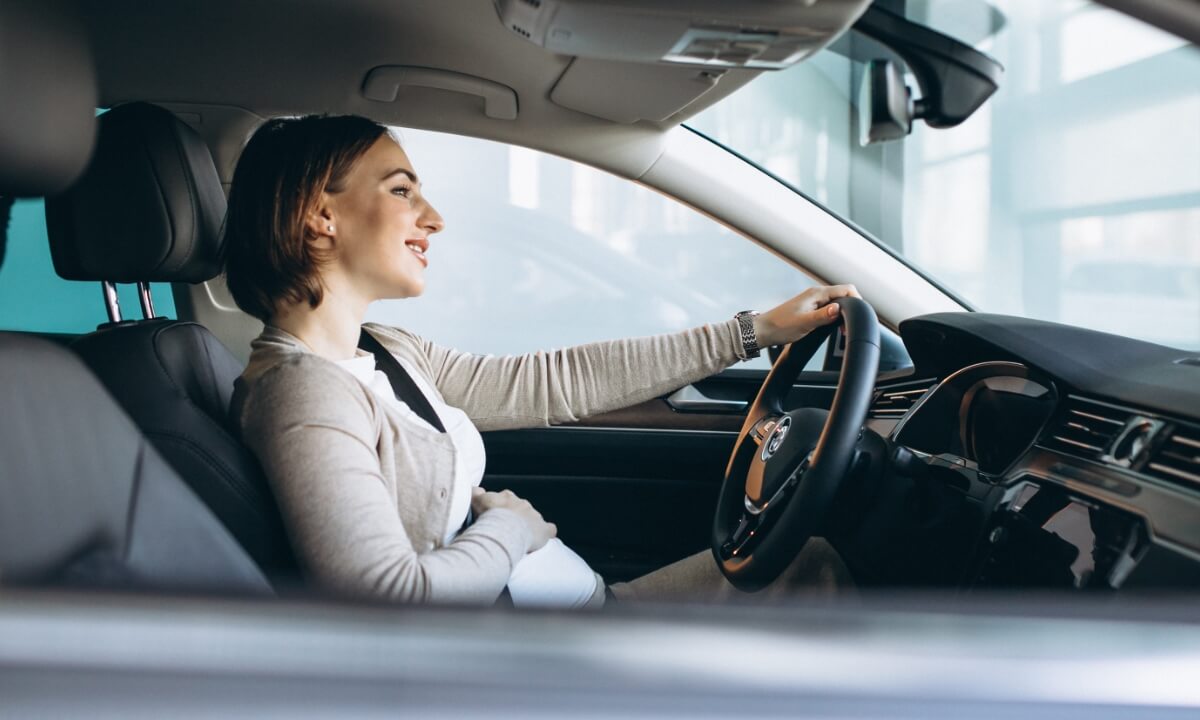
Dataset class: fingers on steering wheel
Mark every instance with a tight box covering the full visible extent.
[818,284,858,304]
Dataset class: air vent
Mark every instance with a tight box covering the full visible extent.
[870,378,936,420]
[1041,396,1133,461]
[1145,424,1200,491]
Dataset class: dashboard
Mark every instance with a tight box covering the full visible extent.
[854,312,1200,591]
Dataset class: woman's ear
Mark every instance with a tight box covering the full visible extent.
[306,200,337,250]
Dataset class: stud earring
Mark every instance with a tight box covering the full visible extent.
[327,224,334,232]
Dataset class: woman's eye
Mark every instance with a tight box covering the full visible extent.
[392,186,413,198]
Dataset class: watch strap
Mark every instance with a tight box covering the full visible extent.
[734,310,761,360]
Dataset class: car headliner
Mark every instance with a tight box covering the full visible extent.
[80,0,765,181]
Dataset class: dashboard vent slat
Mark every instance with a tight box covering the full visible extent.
[1040,396,1133,461]
[1145,425,1200,491]
[869,378,936,420]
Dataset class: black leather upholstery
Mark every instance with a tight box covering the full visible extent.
[46,102,225,283]
[72,319,295,575]
[0,332,271,594]
[0,1,97,197]
[43,102,298,579]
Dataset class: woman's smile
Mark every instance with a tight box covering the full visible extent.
[405,238,429,267]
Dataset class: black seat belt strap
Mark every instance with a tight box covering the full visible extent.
[357,328,447,433]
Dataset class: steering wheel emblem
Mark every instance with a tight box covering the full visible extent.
[761,416,792,462]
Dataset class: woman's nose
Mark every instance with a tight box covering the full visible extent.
[421,200,445,235]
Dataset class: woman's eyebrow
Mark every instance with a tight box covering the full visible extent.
[381,167,420,184]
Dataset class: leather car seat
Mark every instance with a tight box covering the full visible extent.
[44,102,297,579]
[0,0,270,595]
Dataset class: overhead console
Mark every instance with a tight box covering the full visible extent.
[493,0,871,123]
[495,0,871,70]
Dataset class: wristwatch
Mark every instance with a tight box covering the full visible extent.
[734,310,761,360]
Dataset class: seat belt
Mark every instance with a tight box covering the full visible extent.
[357,328,474,531]
[357,328,446,433]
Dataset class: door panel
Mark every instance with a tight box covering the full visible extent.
[482,427,735,581]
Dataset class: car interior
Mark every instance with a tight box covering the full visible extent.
[4,1,1200,716]
[2,0,1200,612]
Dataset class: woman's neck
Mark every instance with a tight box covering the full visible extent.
[270,289,368,361]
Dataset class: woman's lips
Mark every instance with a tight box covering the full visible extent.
[405,240,428,267]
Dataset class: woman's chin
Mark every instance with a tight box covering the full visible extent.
[387,282,425,300]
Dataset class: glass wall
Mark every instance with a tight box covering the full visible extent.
[689,0,1200,349]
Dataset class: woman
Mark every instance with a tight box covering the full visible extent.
[224,115,857,608]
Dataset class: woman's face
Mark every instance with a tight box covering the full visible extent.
[323,135,444,301]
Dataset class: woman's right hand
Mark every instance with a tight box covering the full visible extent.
[471,487,556,552]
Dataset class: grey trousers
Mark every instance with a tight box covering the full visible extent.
[606,537,852,605]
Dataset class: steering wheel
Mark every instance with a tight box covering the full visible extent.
[711,296,880,591]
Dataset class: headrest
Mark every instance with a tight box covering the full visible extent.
[0,0,97,197]
[46,102,226,283]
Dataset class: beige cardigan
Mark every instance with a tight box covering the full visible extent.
[235,320,744,604]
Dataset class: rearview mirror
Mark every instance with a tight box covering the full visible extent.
[858,59,914,146]
[852,5,1003,146]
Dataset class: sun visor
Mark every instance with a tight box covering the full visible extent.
[550,59,724,124]
[496,0,871,70]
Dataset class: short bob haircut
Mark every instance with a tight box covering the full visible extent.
[222,115,389,322]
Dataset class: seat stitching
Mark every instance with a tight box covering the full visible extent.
[145,429,273,512]
[166,119,203,275]
[121,441,147,563]
[151,322,246,441]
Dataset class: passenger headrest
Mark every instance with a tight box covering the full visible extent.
[0,0,97,197]
[46,102,226,283]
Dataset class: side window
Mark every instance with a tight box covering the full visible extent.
[364,129,815,369]
[0,199,176,333]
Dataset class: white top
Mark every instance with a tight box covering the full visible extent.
[336,351,598,608]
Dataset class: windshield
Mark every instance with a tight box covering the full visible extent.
[689,0,1200,350]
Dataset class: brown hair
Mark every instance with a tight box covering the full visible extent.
[222,115,389,321]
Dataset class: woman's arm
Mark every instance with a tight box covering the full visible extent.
[378,285,860,432]
[410,319,745,431]
[240,357,532,604]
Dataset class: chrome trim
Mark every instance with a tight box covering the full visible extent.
[1148,462,1200,485]
[1052,435,1105,452]
[1072,409,1126,426]
[869,379,938,419]
[1173,434,1200,450]
[749,415,784,445]
[101,281,121,323]
[666,384,748,413]
[1100,416,1166,468]
[760,416,792,462]
[529,426,739,438]
[137,281,156,319]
